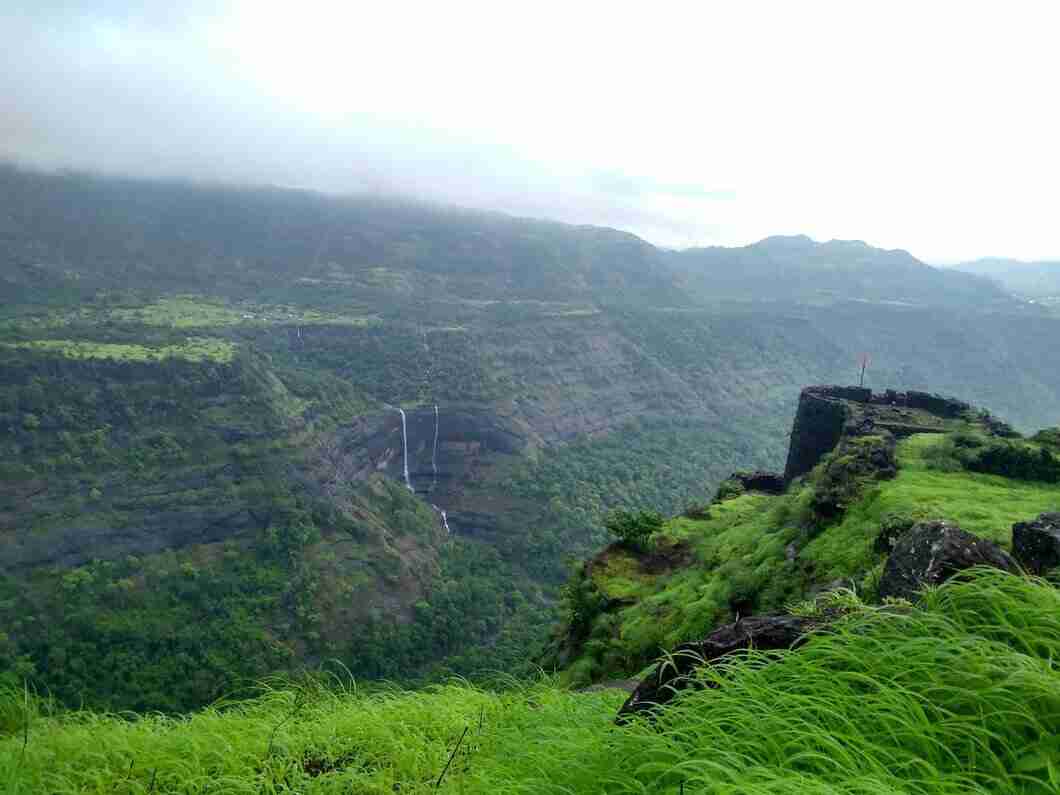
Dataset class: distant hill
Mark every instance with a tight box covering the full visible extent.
[950,257,1060,301]
[671,235,1011,308]
[0,163,1014,311]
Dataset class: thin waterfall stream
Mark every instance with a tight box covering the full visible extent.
[432,404,439,491]
[435,507,451,534]
[397,408,412,491]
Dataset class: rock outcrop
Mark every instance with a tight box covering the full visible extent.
[616,614,817,722]
[877,520,1018,601]
[784,387,854,482]
[731,471,787,495]
[784,386,976,481]
[1012,513,1060,576]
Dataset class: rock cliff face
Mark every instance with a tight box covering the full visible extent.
[324,406,530,511]
[784,386,974,481]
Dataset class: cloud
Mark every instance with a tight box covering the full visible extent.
[3,2,1060,260]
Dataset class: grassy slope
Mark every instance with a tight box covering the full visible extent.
[2,570,1059,793]
[557,431,1060,685]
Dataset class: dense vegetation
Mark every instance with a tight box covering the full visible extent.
[2,569,1058,793]
[549,426,1060,685]
[4,165,1060,714]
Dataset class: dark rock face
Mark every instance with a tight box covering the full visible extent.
[616,615,816,722]
[784,388,852,481]
[877,521,1019,601]
[730,471,786,495]
[0,504,258,571]
[873,515,918,555]
[784,385,978,483]
[902,391,972,419]
[1012,513,1060,575]
[340,407,529,503]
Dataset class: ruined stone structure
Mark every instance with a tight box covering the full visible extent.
[783,385,976,481]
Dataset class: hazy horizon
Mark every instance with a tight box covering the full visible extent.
[4,3,1059,262]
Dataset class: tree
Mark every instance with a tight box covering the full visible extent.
[604,509,663,551]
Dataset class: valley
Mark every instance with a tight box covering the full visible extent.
[3,167,1060,713]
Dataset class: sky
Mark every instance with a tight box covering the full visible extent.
[2,2,1059,262]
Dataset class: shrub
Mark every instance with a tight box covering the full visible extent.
[962,439,1060,483]
[682,501,712,520]
[712,479,745,503]
[1031,427,1060,450]
[604,510,663,551]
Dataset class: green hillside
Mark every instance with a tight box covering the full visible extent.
[546,406,1060,685]
[952,257,1060,305]
[4,368,1060,792]
[4,167,1060,715]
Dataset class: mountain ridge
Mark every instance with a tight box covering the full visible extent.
[0,162,1012,310]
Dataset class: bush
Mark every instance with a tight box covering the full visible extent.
[712,479,745,503]
[604,510,663,551]
[962,439,1060,483]
[1032,427,1060,451]
[682,501,712,520]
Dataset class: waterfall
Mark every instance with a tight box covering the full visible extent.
[433,504,451,535]
[397,408,412,491]
[431,404,439,490]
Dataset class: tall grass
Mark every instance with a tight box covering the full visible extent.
[2,570,1058,793]
[492,569,1060,794]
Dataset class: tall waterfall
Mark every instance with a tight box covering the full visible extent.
[397,408,412,491]
[431,404,439,490]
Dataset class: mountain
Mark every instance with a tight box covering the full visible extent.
[5,385,1060,793]
[0,164,1013,311]
[671,235,1013,308]
[3,164,1060,711]
[951,257,1060,304]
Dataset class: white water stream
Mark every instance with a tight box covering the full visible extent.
[432,404,440,489]
[433,505,451,534]
[397,408,412,491]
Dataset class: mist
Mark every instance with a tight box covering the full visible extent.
[3,2,1059,260]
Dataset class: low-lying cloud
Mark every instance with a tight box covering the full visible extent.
[4,2,1059,261]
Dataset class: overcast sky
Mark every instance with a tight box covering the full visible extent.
[3,2,1058,261]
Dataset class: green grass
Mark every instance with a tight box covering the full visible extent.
[803,433,1060,581]
[561,431,1060,685]
[2,570,1058,793]
[0,337,236,362]
[564,493,801,682]
[0,296,381,333]
[108,296,381,328]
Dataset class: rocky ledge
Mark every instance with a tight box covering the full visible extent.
[618,515,1049,722]
[783,385,1011,482]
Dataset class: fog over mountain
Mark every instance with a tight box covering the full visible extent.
[3,2,1060,260]
[949,258,1060,301]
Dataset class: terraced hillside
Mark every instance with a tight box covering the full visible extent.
[4,166,1060,711]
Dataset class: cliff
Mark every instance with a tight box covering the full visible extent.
[547,384,1058,687]
[783,385,983,481]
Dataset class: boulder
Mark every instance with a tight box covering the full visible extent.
[877,520,1018,601]
[731,471,786,495]
[1012,513,1060,576]
[616,615,816,722]
[873,515,917,555]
